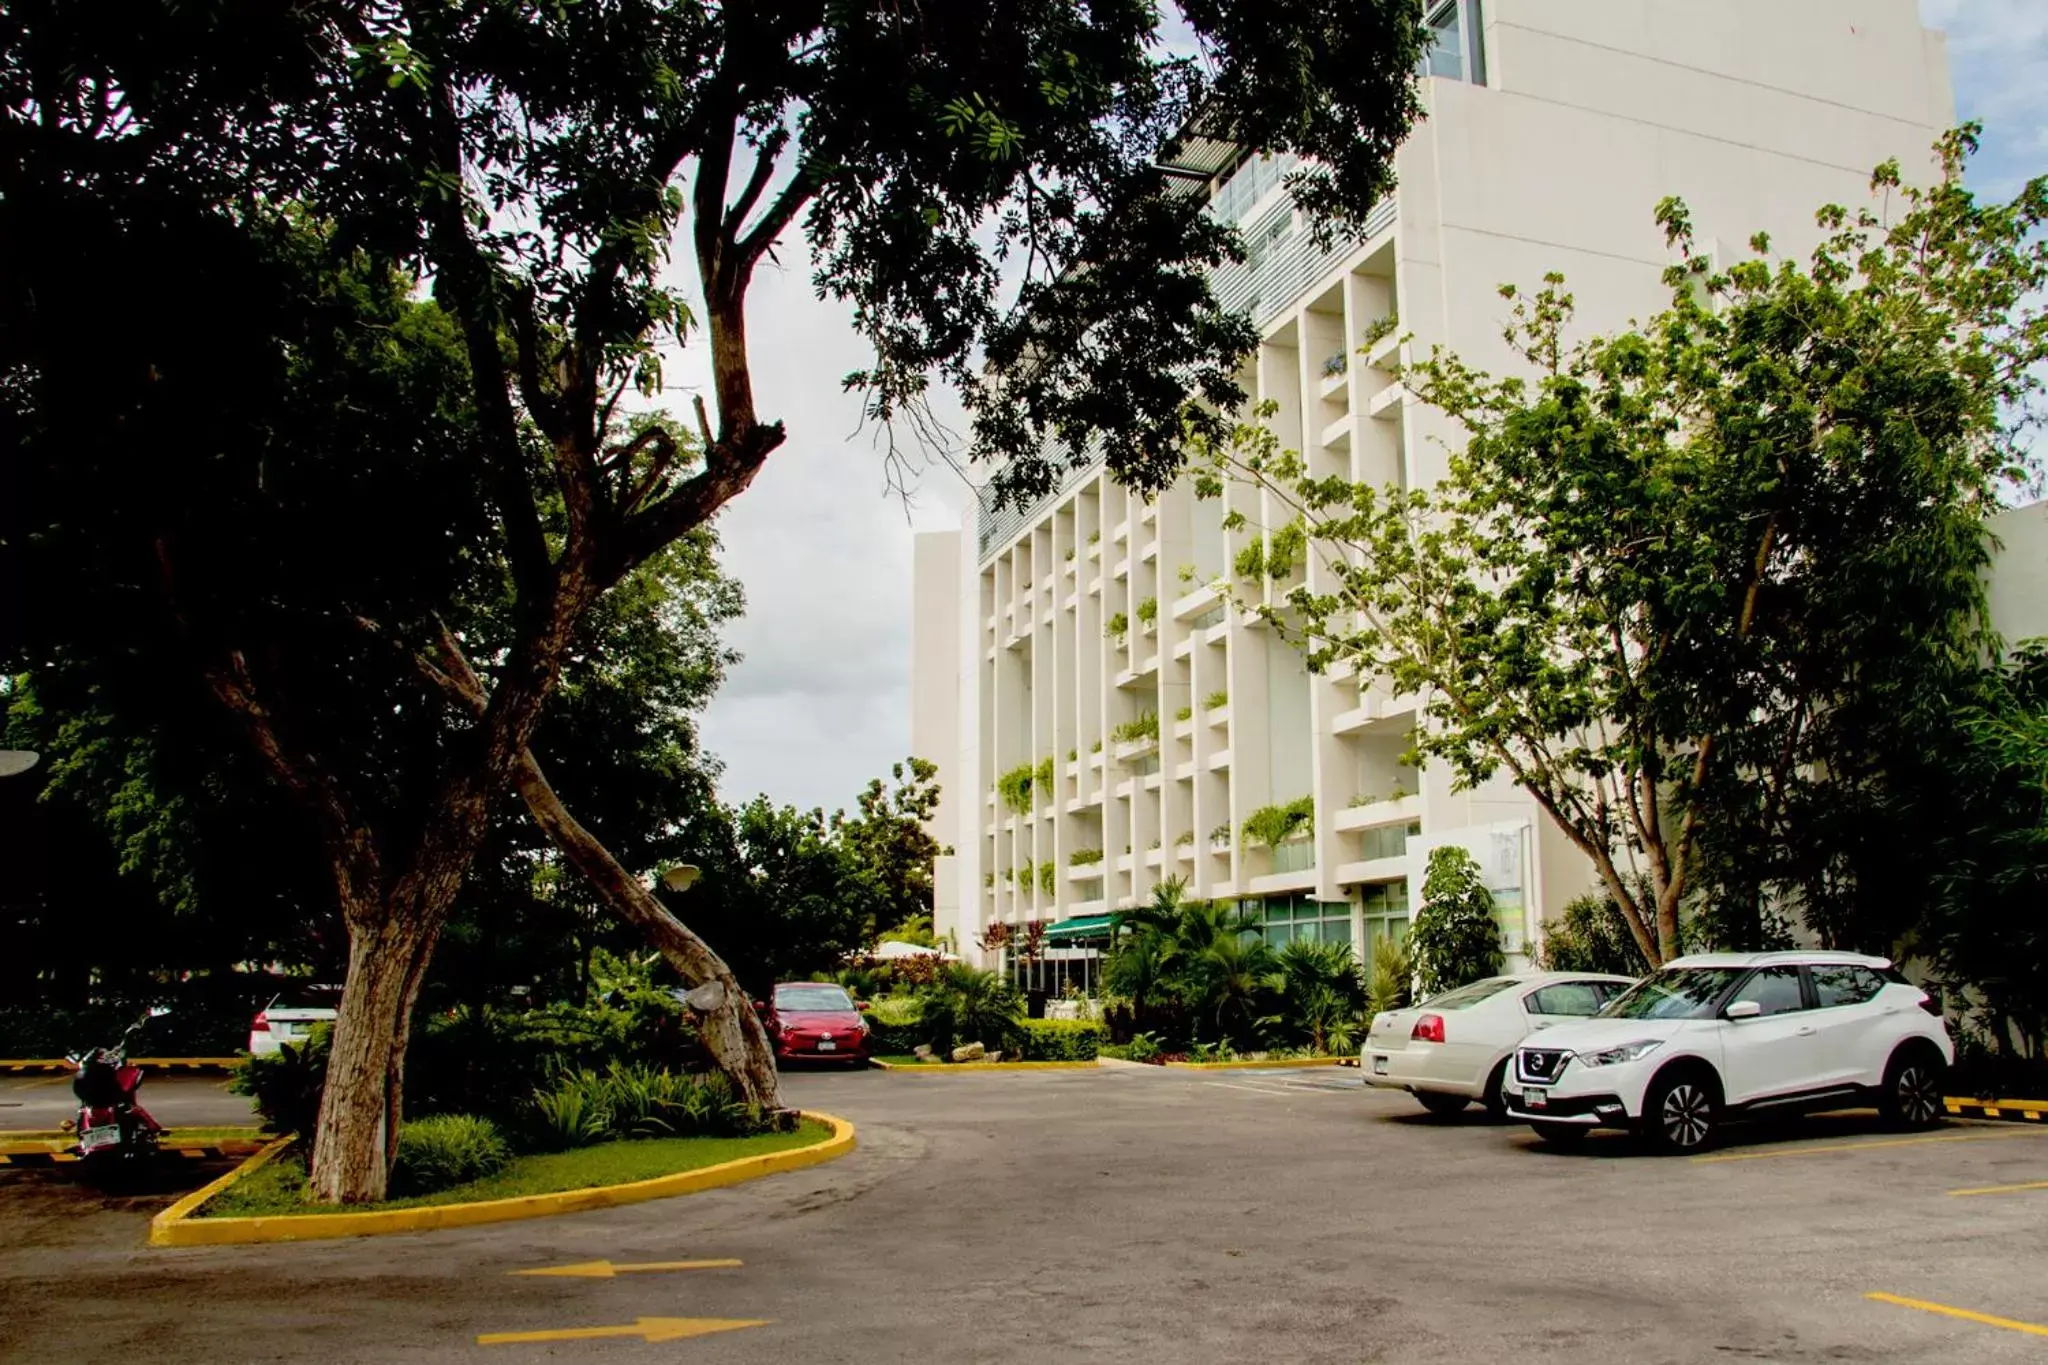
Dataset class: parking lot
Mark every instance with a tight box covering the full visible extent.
[3,1063,2046,1362]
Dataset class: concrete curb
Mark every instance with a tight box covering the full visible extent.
[1163,1056,1349,1071]
[1945,1097,2048,1124]
[149,1112,857,1248]
[0,1058,243,1075]
[871,1058,1100,1072]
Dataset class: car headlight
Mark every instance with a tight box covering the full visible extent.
[1580,1040,1664,1067]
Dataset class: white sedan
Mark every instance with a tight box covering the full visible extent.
[1363,971,1638,1117]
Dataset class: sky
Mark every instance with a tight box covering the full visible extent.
[690,1,2048,819]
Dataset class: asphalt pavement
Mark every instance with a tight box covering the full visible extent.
[3,1063,2047,1362]
[0,1072,260,1131]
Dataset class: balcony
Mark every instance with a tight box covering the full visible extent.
[1332,793,1423,834]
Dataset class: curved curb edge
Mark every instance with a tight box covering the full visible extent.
[149,1112,856,1248]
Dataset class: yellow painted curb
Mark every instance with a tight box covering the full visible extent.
[149,1113,855,1248]
[1945,1097,2048,1123]
[1165,1056,1349,1070]
[876,1061,1098,1071]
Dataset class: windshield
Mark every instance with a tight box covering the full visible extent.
[1600,968,1744,1020]
[774,984,855,1012]
[1420,978,1518,1010]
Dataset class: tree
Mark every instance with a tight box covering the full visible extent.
[1409,846,1502,996]
[1920,647,2048,1064]
[1534,893,1651,979]
[6,1,1428,1200]
[1274,938,1366,1054]
[832,757,942,946]
[1205,129,2048,966]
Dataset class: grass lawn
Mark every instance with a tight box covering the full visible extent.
[197,1119,832,1218]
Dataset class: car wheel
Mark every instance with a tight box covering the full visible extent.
[1641,1068,1720,1155]
[1480,1060,1511,1122]
[1529,1121,1587,1149]
[1415,1090,1470,1117]
[1878,1046,1947,1130]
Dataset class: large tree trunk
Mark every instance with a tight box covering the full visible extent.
[310,913,436,1203]
[509,748,785,1115]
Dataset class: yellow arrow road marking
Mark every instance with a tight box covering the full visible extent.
[511,1258,743,1278]
[1866,1293,2048,1338]
[477,1316,768,1346]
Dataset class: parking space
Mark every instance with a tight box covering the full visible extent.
[0,1072,258,1133]
[2,1063,2045,1362]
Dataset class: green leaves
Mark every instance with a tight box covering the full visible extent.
[1410,846,1502,995]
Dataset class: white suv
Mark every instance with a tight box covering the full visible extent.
[1503,951,1952,1153]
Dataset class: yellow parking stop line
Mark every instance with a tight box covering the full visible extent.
[1950,1178,2048,1198]
[1691,1127,2047,1164]
[1867,1292,2048,1339]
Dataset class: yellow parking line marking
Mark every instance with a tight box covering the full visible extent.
[1691,1128,2047,1164]
[1867,1292,2048,1338]
[511,1259,742,1278]
[1949,1179,2048,1198]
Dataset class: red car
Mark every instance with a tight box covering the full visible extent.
[759,982,870,1064]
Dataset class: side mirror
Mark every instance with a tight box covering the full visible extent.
[1724,1000,1762,1021]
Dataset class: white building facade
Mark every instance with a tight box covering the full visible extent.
[913,0,1956,980]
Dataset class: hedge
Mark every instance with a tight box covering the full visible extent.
[1015,1018,1104,1061]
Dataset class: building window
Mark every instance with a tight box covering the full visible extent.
[1355,820,1421,862]
[1245,894,1352,949]
[1361,880,1411,965]
[1421,0,1487,87]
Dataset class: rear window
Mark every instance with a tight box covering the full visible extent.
[1421,978,1518,1010]
[774,984,855,1011]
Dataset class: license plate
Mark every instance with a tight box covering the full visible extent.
[1522,1089,1548,1110]
[79,1126,120,1151]
[817,1038,836,1052]
[1371,1056,1389,1075]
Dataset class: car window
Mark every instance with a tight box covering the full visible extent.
[1728,966,1806,1016]
[1812,965,1886,1008]
[1524,982,1604,1017]
[1602,968,1743,1020]
[773,984,855,1011]
[1420,978,1519,1010]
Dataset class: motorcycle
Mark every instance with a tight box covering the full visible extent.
[64,1018,166,1162]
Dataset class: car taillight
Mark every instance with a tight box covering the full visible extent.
[251,1012,270,1034]
[1411,1014,1445,1044]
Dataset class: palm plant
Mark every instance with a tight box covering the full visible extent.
[1276,938,1366,1053]
[1366,936,1415,1018]
[918,964,1024,1052]
[1193,924,1282,1045]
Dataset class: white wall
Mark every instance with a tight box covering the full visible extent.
[1989,501,2048,644]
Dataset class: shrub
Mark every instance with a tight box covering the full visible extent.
[996,763,1037,815]
[863,996,929,1054]
[1178,563,1198,585]
[1175,830,1195,846]
[533,1074,611,1150]
[1267,520,1307,579]
[391,1114,511,1195]
[1069,847,1103,866]
[1233,539,1264,581]
[1174,704,1192,722]
[1033,755,1055,799]
[917,965,1023,1053]
[232,1026,331,1138]
[1366,937,1414,1018]
[1110,711,1159,745]
[1104,611,1128,642]
[1208,823,1231,846]
[1410,845,1504,995]
[1204,689,1228,711]
[1016,1018,1105,1061]
[1242,796,1313,848]
[1536,893,1650,977]
[1100,1031,1162,1063]
[1135,596,1157,626]
[1038,861,1057,896]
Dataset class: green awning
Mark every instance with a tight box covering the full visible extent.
[1044,913,1116,943]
